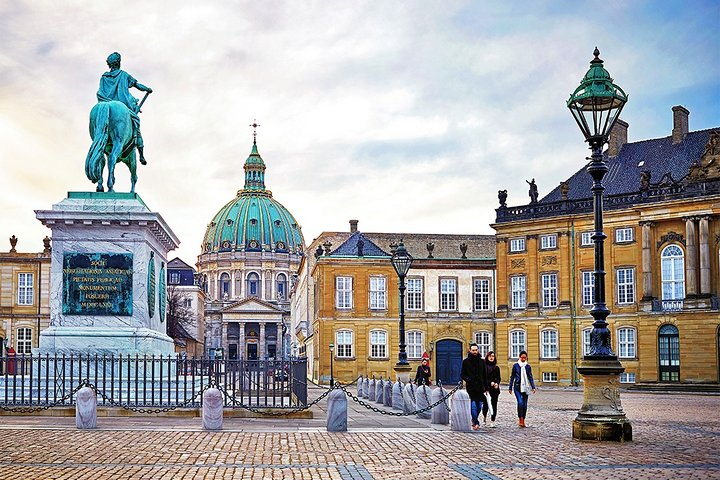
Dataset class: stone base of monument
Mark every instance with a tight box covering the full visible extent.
[35,192,179,357]
[572,359,633,442]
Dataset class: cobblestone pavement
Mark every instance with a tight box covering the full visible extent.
[1,387,718,479]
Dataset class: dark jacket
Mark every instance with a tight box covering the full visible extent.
[414,365,431,386]
[460,353,488,400]
[485,362,501,397]
[508,362,536,393]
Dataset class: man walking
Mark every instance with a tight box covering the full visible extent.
[461,343,489,430]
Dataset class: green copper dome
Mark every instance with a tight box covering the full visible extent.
[202,140,305,254]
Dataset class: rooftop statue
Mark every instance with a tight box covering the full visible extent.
[85,52,153,192]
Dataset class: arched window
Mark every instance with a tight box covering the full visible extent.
[406,330,423,359]
[220,272,230,299]
[369,329,388,358]
[617,327,637,358]
[509,329,526,359]
[540,328,559,359]
[582,328,592,356]
[276,273,288,300]
[336,330,353,358]
[661,245,685,301]
[246,272,260,297]
[473,331,492,357]
[202,274,209,294]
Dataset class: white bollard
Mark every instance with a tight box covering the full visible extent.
[75,386,97,429]
[326,388,348,432]
[392,381,403,411]
[402,382,416,415]
[202,387,224,430]
[415,385,432,419]
[450,389,472,432]
[431,387,450,425]
[368,378,376,402]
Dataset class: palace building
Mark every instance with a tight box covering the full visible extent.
[492,107,720,386]
[196,132,305,360]
[0,236,51,361]
[292,220,496,385]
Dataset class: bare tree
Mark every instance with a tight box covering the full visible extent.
[166,285,197,342]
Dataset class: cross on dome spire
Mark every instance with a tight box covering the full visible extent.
[249,119,261,144]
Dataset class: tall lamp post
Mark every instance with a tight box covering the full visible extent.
[329,343,335,386]
[567,47,632,442]
[391,240,413,382]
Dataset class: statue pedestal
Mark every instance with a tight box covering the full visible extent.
[393,363,412,384]
[572,358,633,442]
[35,192,179,356]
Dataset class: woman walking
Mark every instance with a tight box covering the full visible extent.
[482,351,501,427]
[414,358,432,386]
[508,350,536,427]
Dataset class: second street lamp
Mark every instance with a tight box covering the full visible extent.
[329,342,335,386]
[567,47,632,442]
[391,240,413,382]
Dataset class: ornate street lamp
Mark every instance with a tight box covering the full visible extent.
[391,240,413,381]
[567,47,632,442]
[329,342,335,386]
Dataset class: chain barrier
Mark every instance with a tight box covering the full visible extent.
[436,380,453,412]
[0,380,89,413]
[87,379,217,414]
[336,382,463,417]
[306,375,361,390]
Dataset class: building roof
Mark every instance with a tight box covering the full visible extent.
[168,257,195,271]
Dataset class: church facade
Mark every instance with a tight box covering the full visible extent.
[492,107,720,386]
[196,134,305,360]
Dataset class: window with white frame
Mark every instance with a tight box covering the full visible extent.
[335,276,353,309]
[17,273,34,306]
[335,330,353,358]
[509,238,526,253]
[617,268,635,304]
[407,330,423,359]
[661,245,685,300]
[473,278,490,311]
[369,330,387,358]
[541,273,558,308]
[540,329,559,359]
[183,298,192,308]
[580,232,593,246]
[615,227,634,243]
[169,272,181,285]
[16,327,32,354]
[369,276,387,310]
[510,329,526,359]
[276,273,288,300]
[542,372,558,382]
[406,278,423,310]
[582,271,595,306]
[619,372,636,383]
[220,272,231,298]
[511,276,527,309]
[474,331,492,357]
[540,234,557,250]
[617,327,636,358]
[440,278,457,311]
[582,328,592,356]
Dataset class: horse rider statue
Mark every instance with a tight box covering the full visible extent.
[97,52,152,165]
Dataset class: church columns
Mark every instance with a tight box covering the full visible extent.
[684,217,698,297]
[259,323,266,359]
[699,216,711,296]
[221,322,228,352]
[640,221,654,300]
[238,323,246,360]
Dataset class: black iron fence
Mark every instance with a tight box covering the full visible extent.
[0,354,307,410]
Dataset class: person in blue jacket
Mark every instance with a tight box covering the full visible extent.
[507,350,536,427]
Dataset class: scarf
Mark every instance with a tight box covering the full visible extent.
[518,360,530,393]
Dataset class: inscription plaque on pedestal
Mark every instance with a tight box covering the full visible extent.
[62,253,133,316]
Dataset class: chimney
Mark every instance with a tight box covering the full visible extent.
[608,119,629,157]
[349,219,358,233]
[672,105,689,144]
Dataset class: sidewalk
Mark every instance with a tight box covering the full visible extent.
[1,387,719,479]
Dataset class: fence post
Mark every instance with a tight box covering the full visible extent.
[415,385,431,419]
[76,386,97,429]
[202,387,223,430]
[431,387,450,425]
[326,388,347,432]
[450,389,472,432]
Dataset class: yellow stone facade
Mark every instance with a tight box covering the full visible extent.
[492,122,720,386]
[0,238,51,357]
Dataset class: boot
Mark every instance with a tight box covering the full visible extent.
[139,146,147,165]
[519,417,526,428]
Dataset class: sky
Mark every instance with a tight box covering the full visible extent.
[1,0,719,264]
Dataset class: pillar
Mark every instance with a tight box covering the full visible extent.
[527,235,539,308]
[684,217,698,297]
[699,216,711,296]
[259,323,266,359]
[238,322,246,360]
[640,221,654,300]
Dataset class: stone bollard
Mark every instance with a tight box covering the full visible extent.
[203,387,224,430]
[76,386,97,429]
[356,376,363,398]
[327,388,347,432]
[375,379,384,404]
[431,387,450,425]
[392,380,403,411]
[361,377,369,398]
[450,389,472,432]
[402,382,416,415]
[415,385,432,420]
[368,378,376,401]
[383,380,393,407]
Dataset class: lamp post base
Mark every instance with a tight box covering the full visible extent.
[572,358,632,442]
[393,363,412,384]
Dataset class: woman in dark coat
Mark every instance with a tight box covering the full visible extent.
[482,351,501,427]
[507,350,536,427]
[414,358,431,386]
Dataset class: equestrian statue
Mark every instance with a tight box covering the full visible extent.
[85,52,152,192]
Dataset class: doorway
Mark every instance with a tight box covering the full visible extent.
[247,343,258,360]
[435,339,463,386]
[658,324,680,382]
